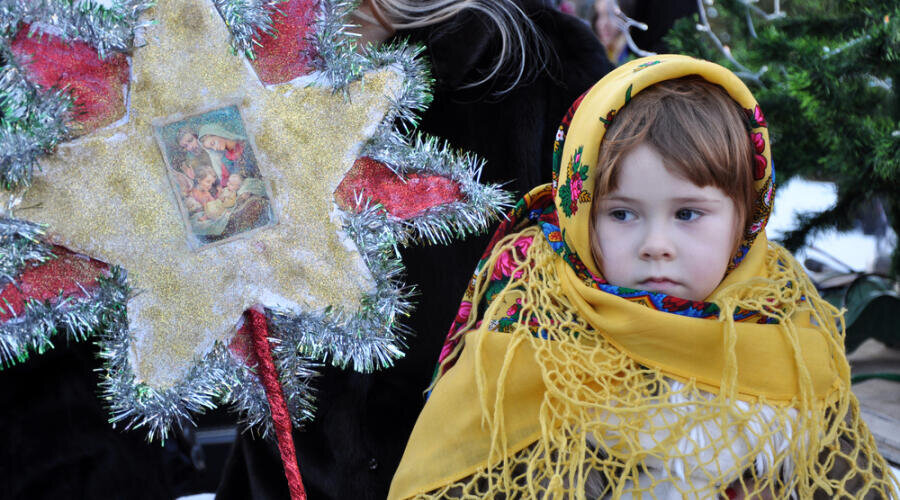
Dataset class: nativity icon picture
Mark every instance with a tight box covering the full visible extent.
[154,105,277,250]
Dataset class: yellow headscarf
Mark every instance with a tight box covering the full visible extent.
[390,55,896,499]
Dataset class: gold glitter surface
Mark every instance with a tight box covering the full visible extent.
[20,0,401,388]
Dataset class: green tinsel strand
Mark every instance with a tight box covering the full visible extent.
[0,0,155,59]
[0,217,55,284]
[212,0,285,59]
[0,40,73,189]
[311,0,367,92]
[0,265,114,368]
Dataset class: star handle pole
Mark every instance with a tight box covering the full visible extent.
[247,306,307,500]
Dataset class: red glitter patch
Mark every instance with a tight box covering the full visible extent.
[334,157,464,220]
[0,248,108,321]
[11,26,130,136]
[249,0,318,85]
[227,318,259,368]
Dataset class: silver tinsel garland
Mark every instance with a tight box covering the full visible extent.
[0,41,73,189]
[311,0,513,246]
[270,200,414,372]
[0,216,54,284]
[0,0,151,189]
[95,267,319,440]
[0,246,112,367]
[0,0,154,58]
[362,129,514,246]
[0,0,511,439]
[212,0,284,58]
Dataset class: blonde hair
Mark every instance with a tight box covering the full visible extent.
[359,0,549,93]
[588,76,756,265]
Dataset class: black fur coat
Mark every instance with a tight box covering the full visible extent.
[215,3,613,499]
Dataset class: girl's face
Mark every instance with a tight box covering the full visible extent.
[593,144,739,301]
[198,174,215,190]
[201,135,226,151]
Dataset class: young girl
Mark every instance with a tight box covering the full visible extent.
[389,55,896,499]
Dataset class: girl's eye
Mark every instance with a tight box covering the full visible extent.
[675,209,701,221]
[609,209,634,221]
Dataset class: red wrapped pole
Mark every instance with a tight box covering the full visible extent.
[247,306,307,500]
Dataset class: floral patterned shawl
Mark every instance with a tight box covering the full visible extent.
[390,55,895,500]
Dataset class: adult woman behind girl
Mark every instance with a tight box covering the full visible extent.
[216,1,613,498]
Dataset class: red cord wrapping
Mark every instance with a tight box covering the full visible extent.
[247,307,307,500]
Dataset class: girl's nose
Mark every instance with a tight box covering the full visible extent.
[639,228,675,260]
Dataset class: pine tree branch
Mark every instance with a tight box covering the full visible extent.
[779,186,863,252]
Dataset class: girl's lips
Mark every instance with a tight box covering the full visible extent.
[642,278,679,285]
[639,278,682,294]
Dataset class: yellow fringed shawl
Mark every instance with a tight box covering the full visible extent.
[390,55,897,499]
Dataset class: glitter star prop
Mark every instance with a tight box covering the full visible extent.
[0,0,511,438]
[11,0,400,390]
